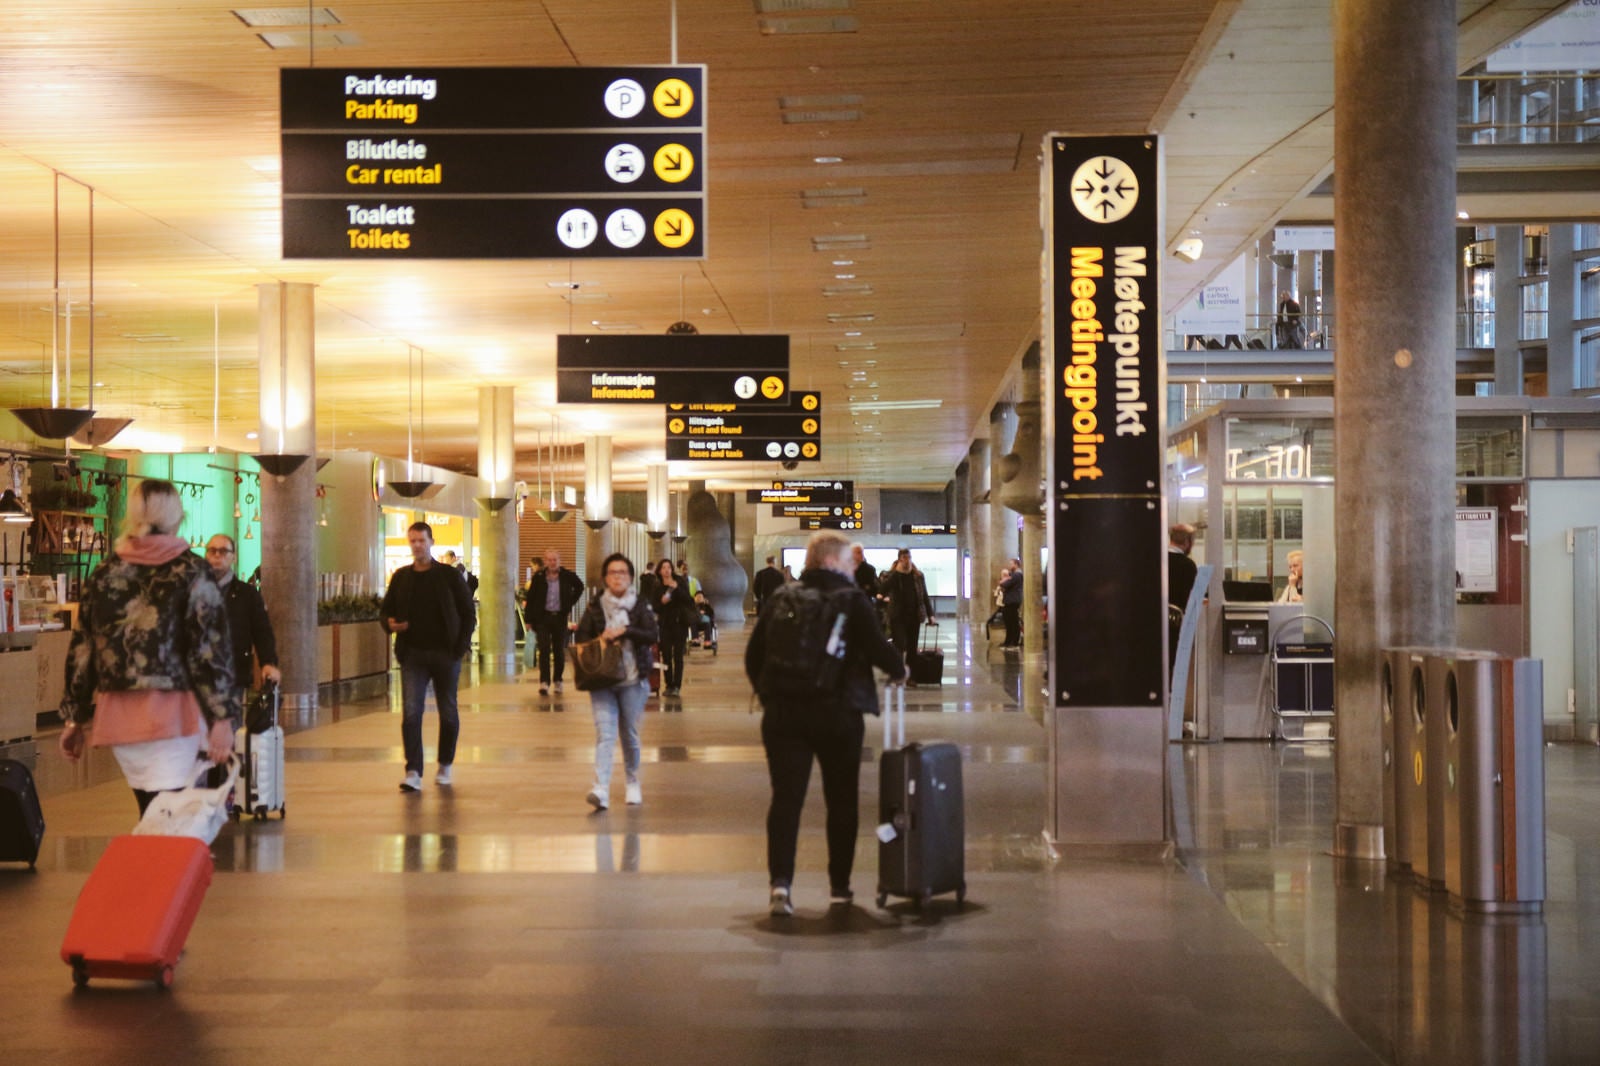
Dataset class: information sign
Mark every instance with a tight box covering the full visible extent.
[1045,134,1165,708]
[745,479,853,506]
[665,391,820,462]
[900,524,957,535]
[281,66,705,260]
[557,335,789,406]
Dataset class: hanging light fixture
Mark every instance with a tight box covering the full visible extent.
[13,172,96,440]
[255,284,311,478]
[390,344,434,498]
[533,413,569,522]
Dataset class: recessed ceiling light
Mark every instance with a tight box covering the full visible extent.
[813,155,843,165]
[831,259,855,267]
[801,187,866,207]
[835,341,878,351]
[257,29,361,48]
[1458,210,1470,219]
[843,330,862,337]
[246,431,260,440]
[589,321,640,331]
[834,273,856,280]
[827,312,875,324]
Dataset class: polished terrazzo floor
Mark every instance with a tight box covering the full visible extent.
[4,621,1596,1064]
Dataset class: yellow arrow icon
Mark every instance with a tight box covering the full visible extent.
[653,78,694,119]
[761,376,785,400]
[801,393,819,411]
[668,403,684,411]
[653,143,694,183]
[668,418,686,434]
[802,418,818,434]
[654,209,695,248]
[801,442,818,458]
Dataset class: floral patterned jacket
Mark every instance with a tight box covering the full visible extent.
[60,547,239,728]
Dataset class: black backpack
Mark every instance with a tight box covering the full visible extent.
[756,584,853,699]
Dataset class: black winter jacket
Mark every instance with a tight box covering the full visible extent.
[744,567,906,719]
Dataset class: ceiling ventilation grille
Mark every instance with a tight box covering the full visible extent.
[755,2,857,35]
[779,93,864,124]
[812,234,870,252]
[232,7,341,26]
[801,187,867,208]
[258,30,362,49]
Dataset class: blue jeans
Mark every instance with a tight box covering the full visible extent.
[400,647,463,774]
[589,680,648,791]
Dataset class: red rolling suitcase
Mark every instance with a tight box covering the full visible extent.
[61,835,214,989]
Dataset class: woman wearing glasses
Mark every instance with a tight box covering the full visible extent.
[574,553,659,811]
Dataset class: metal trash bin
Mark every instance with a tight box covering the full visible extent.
[1383,648,1433,873]
[1419,653,1457,891]
[1451,656,1545,913]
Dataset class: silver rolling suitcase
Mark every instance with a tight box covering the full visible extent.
[233,682,286,820]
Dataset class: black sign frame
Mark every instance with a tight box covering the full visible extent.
[556,334,789,406]
[1046,134,1165,709]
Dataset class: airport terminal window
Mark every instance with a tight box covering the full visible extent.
[1580,328,1600,389]
[1223,418,1334,481]
[780,545,958,597]
[1521,280,1549,341]
[1456,418,1523,479]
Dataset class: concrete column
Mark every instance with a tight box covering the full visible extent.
[1548,223,1577,396]
[1493,225,1523,394]
[1333,0,1457,861]
[953,460,971,618]
[989,403,1017,579]
[257,282,317,712]
[476,386,517,671]
[583,436,614,589]
[999,345,1046,665]
[967,439,990,621]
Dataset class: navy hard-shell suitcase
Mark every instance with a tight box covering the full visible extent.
[0,757,46,868]
[875,685,965,910]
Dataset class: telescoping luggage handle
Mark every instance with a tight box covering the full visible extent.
[919,622,939,654]
[882,681,906,750]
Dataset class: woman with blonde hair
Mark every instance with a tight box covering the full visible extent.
[58,479,238,814]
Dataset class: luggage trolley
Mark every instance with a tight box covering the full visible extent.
[1269,615,1336,741]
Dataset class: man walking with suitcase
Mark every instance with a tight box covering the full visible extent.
[206,535,280,693]
[382,522,476,793]
[746,530,906,917]
[879,548,934,680]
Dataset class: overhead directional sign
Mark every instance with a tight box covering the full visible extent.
[281,66,705,259]
[557,334,789,406]
[745,479,853,507]
[666,391,821,462]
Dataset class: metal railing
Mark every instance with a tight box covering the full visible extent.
[1459,72,1600,145]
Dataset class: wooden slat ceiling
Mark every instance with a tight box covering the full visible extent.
[0,0,1563,489]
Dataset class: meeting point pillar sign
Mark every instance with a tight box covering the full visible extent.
[1044,134,1166,709]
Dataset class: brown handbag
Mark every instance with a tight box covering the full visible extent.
[568,636,625,691]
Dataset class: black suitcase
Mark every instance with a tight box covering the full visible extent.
[876,684,965,910]
[907,623,944,684]
[0,757,46,869]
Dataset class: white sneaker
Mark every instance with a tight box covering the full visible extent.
[586,787,608,811]
[436,765,453,787]
[553,681,564,694]
[399,772,423,793]
[625,781,642,806]
[769,885,793,917]
[538,685,550,696]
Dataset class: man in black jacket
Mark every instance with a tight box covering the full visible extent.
[752,555,785,615]
[382,522,476,793]
[205,534,280,694]
[745,530,906,917]
[525,548,584,695]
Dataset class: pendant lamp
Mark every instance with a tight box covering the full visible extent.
[12,173,97,440]
[389,344,434,498]
[532,416,570,522]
